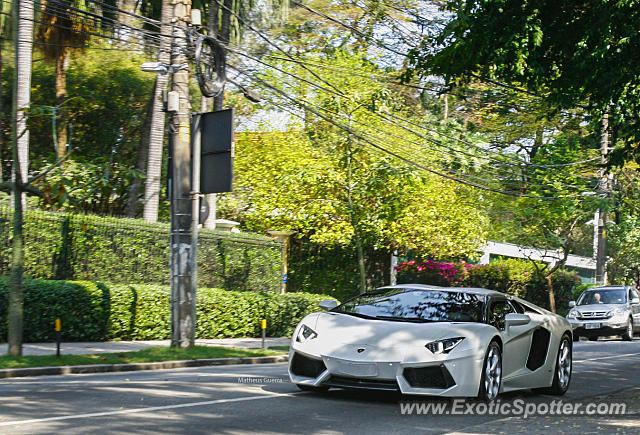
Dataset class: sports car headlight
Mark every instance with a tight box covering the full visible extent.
[296,324,318,342]
[425,337,464,354]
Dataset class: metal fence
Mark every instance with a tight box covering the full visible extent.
[0,206,283,293]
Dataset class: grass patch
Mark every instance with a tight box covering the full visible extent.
[268,345,290,352]
[0,346,284,369]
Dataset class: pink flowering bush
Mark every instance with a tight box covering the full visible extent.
[395,258,581,311]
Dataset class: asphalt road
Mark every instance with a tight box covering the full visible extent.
[1,339,639,434]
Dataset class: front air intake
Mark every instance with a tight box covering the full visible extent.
[403,365,456,389]
[290,352,327,378]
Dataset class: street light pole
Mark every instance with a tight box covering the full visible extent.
[169,0,196,348]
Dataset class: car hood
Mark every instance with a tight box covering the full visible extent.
[574,303,623,313]
[313,311,492,351]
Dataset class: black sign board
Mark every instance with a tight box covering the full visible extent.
[192,109,234,194]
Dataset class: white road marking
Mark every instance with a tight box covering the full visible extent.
[0,392,301,427]
[574,352,640,363]
[0,373,288,385]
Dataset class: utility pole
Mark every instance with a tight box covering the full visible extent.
[595,111,610,285]
[169,0,196,348]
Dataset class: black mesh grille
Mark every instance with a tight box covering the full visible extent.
[526,328,551,371]
[324,376,400,391]
[403,365,456,389]
[290,352,327,378]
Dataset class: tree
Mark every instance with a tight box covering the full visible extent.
[406,0,640,165]
[141,0,171,222]
[3,0,35,357]
[608,214,640,287]
[36,1,96,160]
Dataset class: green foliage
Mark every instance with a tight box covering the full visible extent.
[287,238,390,301]
[608,213,640,286]
[0,206,282,293]
[221,50,488,259]
[397,258,580,312]
[0,277,110,342]
[407,0,640,165]
[0,279,336,342]
[572,283,598,301]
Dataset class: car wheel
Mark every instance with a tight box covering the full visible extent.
[296,384,328,392]
[539,334,572,395]
[477,341,502,401]
[622,318,634,341]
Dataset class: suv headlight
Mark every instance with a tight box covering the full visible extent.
[296,324,318,342]
[567,310,578,319]
[606,307,627,318]
[425,337,464,354]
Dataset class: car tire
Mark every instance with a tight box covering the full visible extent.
[296,384,328,392]
[622,318,634,341]
[477,340,502,401]
[539,334,572,396]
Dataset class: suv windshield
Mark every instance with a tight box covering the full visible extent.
[577,289,627,306]
[332,288,485,323]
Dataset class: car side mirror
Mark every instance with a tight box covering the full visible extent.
[318,300,338,311]
[505,313,531,327]
[632,297,640,305]
[568,301,576,308]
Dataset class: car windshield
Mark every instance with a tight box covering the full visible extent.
[332,288,485,323]
[577,289,627,305]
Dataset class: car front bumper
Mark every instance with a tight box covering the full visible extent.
[288,344,485,397]
[568,319,628,337]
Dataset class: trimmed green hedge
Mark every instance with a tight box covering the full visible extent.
[0,206,282,293]
[0,278,335,342]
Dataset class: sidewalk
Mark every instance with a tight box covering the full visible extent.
[0,337,290,357]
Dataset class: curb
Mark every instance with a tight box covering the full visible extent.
[0,355,289,379]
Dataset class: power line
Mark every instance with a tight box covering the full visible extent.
[229,63,585,200]
[226,46,594,190]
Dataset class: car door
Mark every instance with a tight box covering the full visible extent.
[629,289,640,327]
[488,298,538,379]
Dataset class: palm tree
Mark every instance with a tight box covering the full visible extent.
[6,0,35,357]
[142,0,171,222]
[35,0,94,160]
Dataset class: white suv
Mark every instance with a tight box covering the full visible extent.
[567,286,640,341]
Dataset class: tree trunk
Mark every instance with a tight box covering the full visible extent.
[125,95,153,217]
[55,49,70,160]
[354,232,366,294]
[143,0,171,222]
[443,94,448,120]
[212,0,231,111]
[8,0,34,357]
[208,0,219,38]
[546,274,557,313]
[203,2,224,226]
[0,36,4,181]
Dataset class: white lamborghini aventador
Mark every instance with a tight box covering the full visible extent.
[289,284,573,401]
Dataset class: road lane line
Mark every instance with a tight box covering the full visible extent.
[574,352,640,363]
[0,392,302,427]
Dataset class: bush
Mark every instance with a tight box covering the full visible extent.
[0,278,110,342]
[0,279,336,342]
[396,258,581,312]
[0,206,282,293]
[572,283,598,301]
